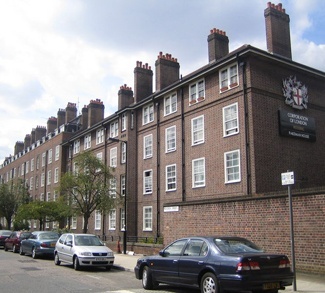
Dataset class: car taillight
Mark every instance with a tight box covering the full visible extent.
[40,243,49,248]
[236,261,260,271]
[279,259,290,268]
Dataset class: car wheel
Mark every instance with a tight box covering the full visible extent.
[19,246,25,255]
[54,253,61,265]
[4,245,8,251]
[200,272,218,293]
[73,256,80,270]
[32,247,37,259]
[12,245,17,253]
[105,266,112,271]
[142,265,158,290]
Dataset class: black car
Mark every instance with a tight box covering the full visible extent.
[134,236,293,293]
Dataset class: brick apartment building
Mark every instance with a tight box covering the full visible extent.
[1,3,324,273]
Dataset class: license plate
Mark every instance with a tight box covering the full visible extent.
[263,282,280,290]
[50,243,56,247]
[95,258,106,261]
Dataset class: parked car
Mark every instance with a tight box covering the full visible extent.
[4,231,32,253]
[54,233,114,270]
[0,230,12,248]
[135,236,293,293]
[19,231,59,259]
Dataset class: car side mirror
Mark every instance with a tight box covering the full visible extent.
[159,250,170,257]
[66,240,73,247]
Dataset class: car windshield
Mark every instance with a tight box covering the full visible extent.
[214,238,263,254]
[38,233,59,240]
[74,235,103,246]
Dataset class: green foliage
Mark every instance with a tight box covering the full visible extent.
[0,179,30,229]
[59,151,117,233]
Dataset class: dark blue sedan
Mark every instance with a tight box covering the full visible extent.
[134,236,293,293]
[19,231,59,259]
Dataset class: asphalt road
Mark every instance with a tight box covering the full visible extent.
[0,249,199,293]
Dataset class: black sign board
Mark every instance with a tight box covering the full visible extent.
[278,109,316,142]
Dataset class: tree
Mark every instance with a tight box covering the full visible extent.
[16,199,69,230]
[59,151,117,233]
[0,179,30,229]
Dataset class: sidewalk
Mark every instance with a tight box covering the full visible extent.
[113,253,325,292]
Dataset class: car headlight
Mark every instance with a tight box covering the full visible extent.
[80,252,92,256]
[107,251,114,257]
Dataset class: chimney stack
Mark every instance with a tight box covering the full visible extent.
[118,84,134,110]
[264,2,292,59]
[81,105,88,129]
[88,99,104,127]
[208,28,229,62]
[14,141,24,156]
[65,102,77,123]
[134,61,153,103]
[47,116,57,134]
[155,52,180,91]
[57,108,65,128]
[24,134,31,149]
[34,126,46,141]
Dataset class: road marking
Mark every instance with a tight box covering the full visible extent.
[86,274,101,280]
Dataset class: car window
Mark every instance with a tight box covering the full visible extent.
[183,239,208,256]
[75,235,103,246]
[214,238,263,254]
[59,234,67,244]
[39,232,59,240]
[64,235,72,245]
[164,239,187,256]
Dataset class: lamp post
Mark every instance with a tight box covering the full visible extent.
[109,137,127,254]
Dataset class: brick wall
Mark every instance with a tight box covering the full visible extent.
[163,193,325,274]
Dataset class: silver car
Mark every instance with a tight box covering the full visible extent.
[54,233,114,270]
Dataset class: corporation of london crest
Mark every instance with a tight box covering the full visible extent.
[282,76,308,110]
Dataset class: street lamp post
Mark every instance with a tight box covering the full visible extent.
[109,137,127,254]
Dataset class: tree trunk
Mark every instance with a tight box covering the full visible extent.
[5,216,12,230]
[83,215,89,233]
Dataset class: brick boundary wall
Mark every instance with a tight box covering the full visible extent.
[162,193,325,274]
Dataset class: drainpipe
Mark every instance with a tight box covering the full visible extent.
[181,87,186,201]
[156,102,161,238]
[239,59,251,195]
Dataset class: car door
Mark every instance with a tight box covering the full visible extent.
[7,232,16,250]
[178,239,209,286]
[152,239,188,284]
[60,234,73,263]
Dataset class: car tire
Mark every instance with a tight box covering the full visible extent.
[200,272,218,293]
[54,253,61,265]
[19,246,25,255]
[142,265,158,290]
[32,247,37,259]
[12,245,17,253]
[73,256,80,270]
[105,266,112,271]
[4,245,8,251]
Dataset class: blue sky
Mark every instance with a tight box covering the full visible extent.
[0,0,324,162]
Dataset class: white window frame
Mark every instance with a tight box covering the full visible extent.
[164,93,177,115]
[84,134,91,150]
[220,63,238,91]
[143,104,154,125]
[48,149,52,164]
[95,210,101,230]
[41,173,45,187]
[121,174,126,197]
[71,216,77,229]
[110,147,117,167]
[165,126,176,153]
[143,206,153,231]
[121,113,127,131]
[191,115,204,145]
[121,142,126,163]
[189,79,205,104]
[47,170,51,185]
[166,164,177,191]
[96,128,104,144]
[144,134,153,159]
[30,177,33,190]
[109,209,116,230]
[120,208,125,231]
[74,139,80,154]
[110,120,119,138]
[192,158,205,188]
[109,177,117,198]
[31,158,34,171]
[143,170,153,194]
[46,192,51,202]
[55,145,60,161]
[223,102,239,137]
[54,168,59,183]
[42,152,46,167]
[224,149,241,183]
